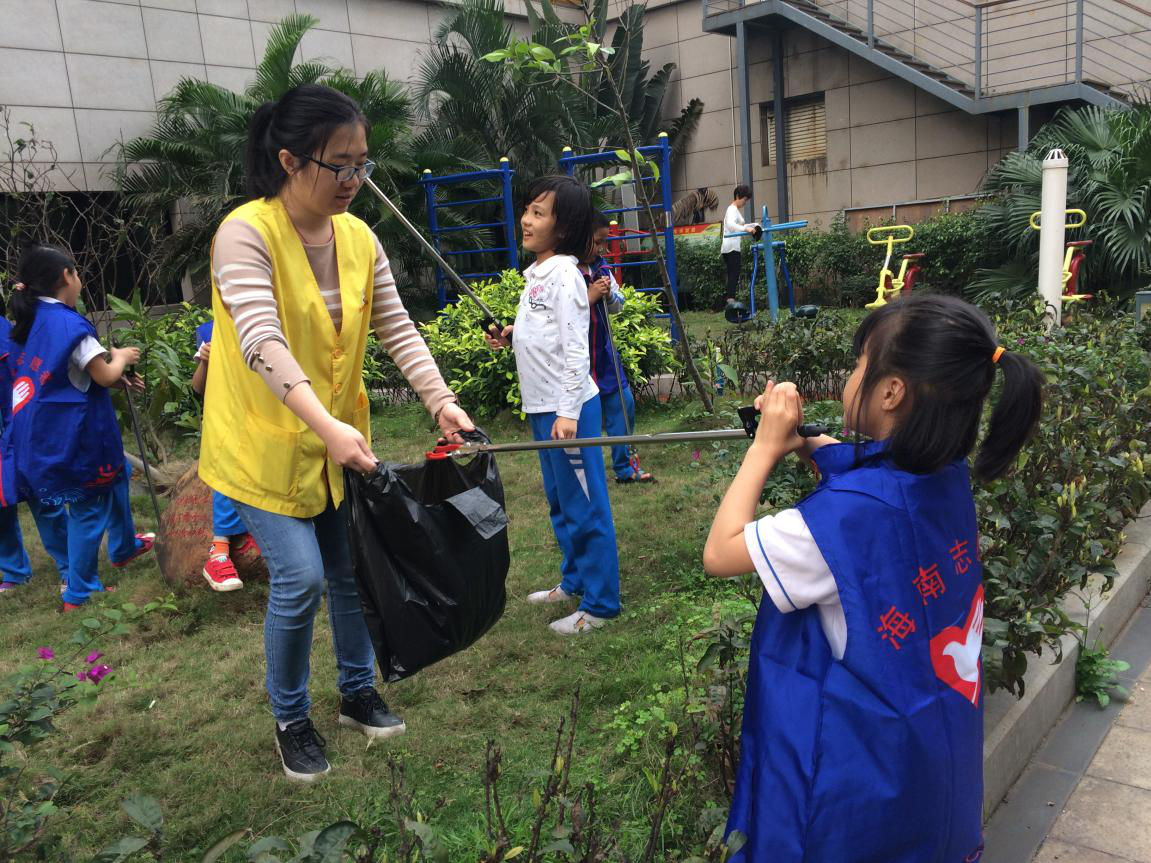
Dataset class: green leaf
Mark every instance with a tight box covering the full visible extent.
[95,835,152,862]
[309,821,360,862]
[121,794,164,832]
[481,49,510,63]
[613,148,632,164]
[529,44,555,61]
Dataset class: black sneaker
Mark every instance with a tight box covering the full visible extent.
[338,688,407,739]
[274,718,331,782]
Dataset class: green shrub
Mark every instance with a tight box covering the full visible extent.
[419,269,678,418]
[676,211,1002,312]
[106,297,210,461]
[977,303,1151,694]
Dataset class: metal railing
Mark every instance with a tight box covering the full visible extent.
[704,0,1151,102]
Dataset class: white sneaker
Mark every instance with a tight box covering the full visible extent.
[527,585,575,605]
[548,610,607,635]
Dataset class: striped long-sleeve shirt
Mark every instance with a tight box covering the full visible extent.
[211,218,455,416]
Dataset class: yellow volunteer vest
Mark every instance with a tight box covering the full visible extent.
[199,196,375,517]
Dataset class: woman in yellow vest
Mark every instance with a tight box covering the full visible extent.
[200,83,474,782]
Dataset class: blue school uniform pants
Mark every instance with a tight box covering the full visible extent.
[29,491,113,605]
[212,491,245,537]
[107,461,148,564]
[599,386,637,480]
[528,398,620,618]
[0,505,32,584]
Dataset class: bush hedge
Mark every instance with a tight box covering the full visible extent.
[676,211,1001,312]
[419,269,678,417]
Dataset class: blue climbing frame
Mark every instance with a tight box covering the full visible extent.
[558,132,681,343]
[724,206,808,322]
[420,158,519,309]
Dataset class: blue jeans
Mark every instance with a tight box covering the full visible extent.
[600,386,637,480]
[530,398,621,618]
[232,498,375,722]
[29,492,113,605]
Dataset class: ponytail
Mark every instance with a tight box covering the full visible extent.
[11,244,75,344]
[244,101,280,199]
[973,349,1044,480]
[243,84,369,200]
[850,294,1044,479]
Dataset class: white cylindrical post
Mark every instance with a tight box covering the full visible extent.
[1038,149,1070,329]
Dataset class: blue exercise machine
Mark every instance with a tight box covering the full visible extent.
[420,158,518,309]
[723,206,808,323]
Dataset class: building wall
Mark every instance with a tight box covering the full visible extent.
[0,0,545,192]
[643,2,1020,227]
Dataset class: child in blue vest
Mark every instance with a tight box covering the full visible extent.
[485,175,621,634]
[0,314,35,593]
[190,319,257,591]
[703,294,1044,862]
[7,245,143,610]
[580,213,653,484]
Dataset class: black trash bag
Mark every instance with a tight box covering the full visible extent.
[345,446,510,681]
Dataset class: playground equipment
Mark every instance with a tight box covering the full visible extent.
[420,159,518,309]
[559,133,681,342]
[723,206,808,322]
[1030,208,1092,306]
[865,225,924,309]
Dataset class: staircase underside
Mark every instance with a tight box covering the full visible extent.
[703,0,1129,115]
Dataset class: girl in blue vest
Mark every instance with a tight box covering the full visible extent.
[485,176,622,634]
[579,213,653,484]
[7,244,141,610]
[0,312,35,593]
[704,294,1044,862]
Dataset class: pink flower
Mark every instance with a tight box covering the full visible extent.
[1017,338,1026,345]
[37,647,55,661]
[85,651,103,664]
[76,671,86,681]
[85,664,112,684]
[692,449,701,462]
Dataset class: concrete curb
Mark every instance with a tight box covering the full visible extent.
[983,501,1151,819]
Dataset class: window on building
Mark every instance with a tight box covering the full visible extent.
[760,94,827,168]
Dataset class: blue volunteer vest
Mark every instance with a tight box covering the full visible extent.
[0,318,17,508]
[582,257,628,396]
[195,320,213,353]
[10,302,124,506]
[727,441,984,863]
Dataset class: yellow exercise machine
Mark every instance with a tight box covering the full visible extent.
[1029,208,1092,305]
[865,225,923,309]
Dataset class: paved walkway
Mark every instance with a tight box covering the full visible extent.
[983,600,1151,863]
[1033,660,1151,862]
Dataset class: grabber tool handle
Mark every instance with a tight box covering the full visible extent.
[738,406,829,439]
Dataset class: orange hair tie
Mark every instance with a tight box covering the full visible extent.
[991,346,1005,364]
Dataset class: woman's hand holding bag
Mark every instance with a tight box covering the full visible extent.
[320,418,378,473]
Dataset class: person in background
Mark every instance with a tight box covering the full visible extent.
[579,212,653,484]
[191,318,259,592]
[720,185,758,302]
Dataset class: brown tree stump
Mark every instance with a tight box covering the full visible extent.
[156,462,267,588]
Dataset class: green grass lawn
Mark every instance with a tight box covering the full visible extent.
[0,393,776,859]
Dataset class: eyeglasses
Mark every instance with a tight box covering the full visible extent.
[295,154,375,183]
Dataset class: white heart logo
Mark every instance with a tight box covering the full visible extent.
[12,377,34,414]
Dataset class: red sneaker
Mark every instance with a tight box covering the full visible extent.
[62,602,84,612]
[234,533,261,557]
[112,533,156,568]
[202,553,243,592]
